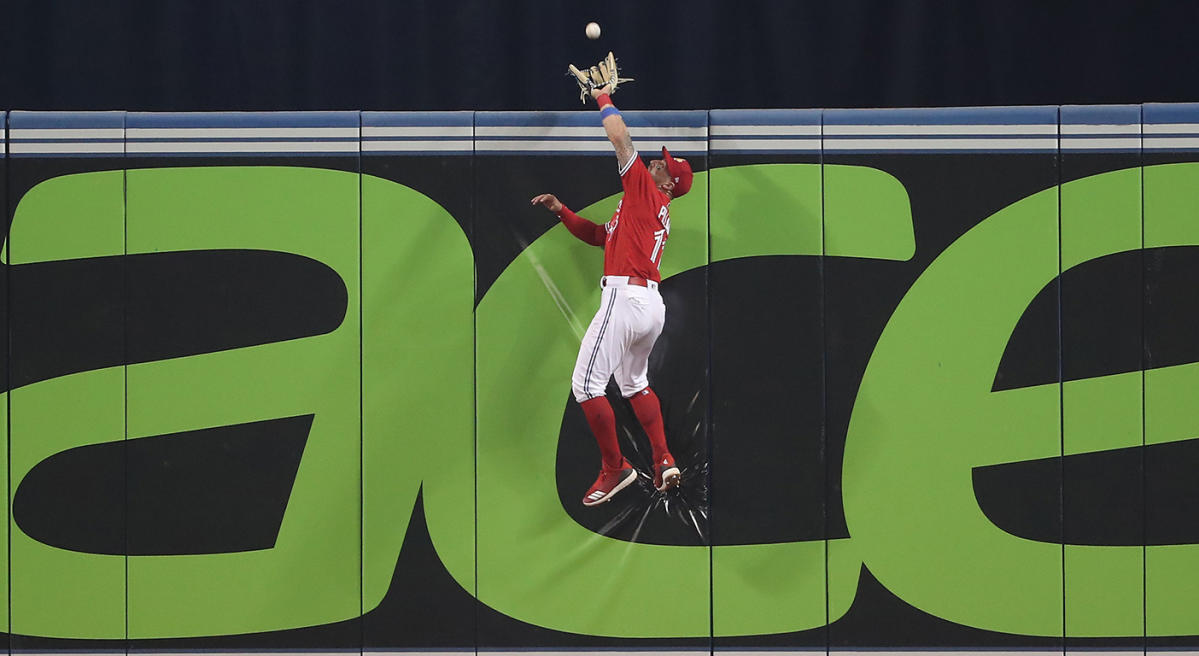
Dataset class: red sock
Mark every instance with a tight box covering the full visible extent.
[628,387,670,463]
[579,396,624,470]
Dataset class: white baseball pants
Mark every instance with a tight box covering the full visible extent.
[571,276,666,402]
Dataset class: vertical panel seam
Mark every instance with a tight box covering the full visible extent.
[358,110,365,656]
[122,110,130,652]
[4,108,10,655]
[472,110,480,656]
[820,108,830,656]
[1139,103,1147,656]
[705,110,714,656]
[1056,105,1065,655]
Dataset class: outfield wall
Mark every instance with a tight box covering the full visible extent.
[2,105,1197,654]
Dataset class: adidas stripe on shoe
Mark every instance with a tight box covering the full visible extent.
[582,460,638,507]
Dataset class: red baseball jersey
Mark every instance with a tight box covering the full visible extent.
[602,153,672,282]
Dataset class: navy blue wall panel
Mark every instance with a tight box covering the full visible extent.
[827,106,1062,650]
[7,110,126,654]
[1143,102,1199,650]
[1059,104,1144,654]
[708,109,828,653]
[360,111,476,656]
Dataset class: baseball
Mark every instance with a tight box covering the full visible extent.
[585,22,601,40]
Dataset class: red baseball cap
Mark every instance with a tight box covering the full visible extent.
[661,146,694,198]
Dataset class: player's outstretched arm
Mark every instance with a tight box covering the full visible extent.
[590,84,635,172]
[531,193,605,247]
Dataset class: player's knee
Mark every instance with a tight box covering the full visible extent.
[572,378,597,404]
[619,380,648,398]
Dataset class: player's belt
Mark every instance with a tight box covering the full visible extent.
[601,275,657,289]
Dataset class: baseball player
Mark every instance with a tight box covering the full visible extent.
[531,80,694,507]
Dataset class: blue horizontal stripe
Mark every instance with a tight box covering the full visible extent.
[10,110,124,129]
[825,106,1058,125]
[1061,104,1140,125]
[710,109,822,125]
[622,110,707,128]
[477,112,596,127]
[1143,103,1199,124]
[362,111,472,127]
[127,111,359,129]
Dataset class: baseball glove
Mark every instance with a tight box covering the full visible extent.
[568,51,634,104]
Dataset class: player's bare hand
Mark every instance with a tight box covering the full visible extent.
[530,193,563,213]
[590,84,614,101]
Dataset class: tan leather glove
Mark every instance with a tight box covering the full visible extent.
[567,51,634,104]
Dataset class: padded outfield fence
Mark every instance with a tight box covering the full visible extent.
[1,104,1197,654]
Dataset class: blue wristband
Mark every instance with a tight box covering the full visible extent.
[600,105,621,120]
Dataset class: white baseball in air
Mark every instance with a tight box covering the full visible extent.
[585,22,601,40]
